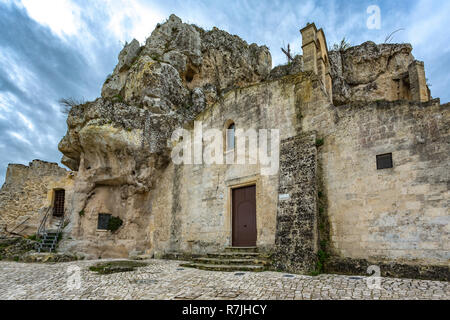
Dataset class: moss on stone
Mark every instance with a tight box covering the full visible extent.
[89,260,148,274]
[315,138,324,147]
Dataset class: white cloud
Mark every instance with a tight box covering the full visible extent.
[8,131,32,145]
[17,0,166,72]
[102,0,165,44]
[0,49,40,96]
[17,112,34,130]
[404,0,450,55]
[20,0,82,38]
[0,92,19,113]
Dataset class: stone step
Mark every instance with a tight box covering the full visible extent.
[224,246,258,253]
[35,229,61,253]
[207,252,261,259]
[41,244,53,247]
[180,263,265,272]
[193,257,268,266]
[40,242,55,246]
[40,244,55,249]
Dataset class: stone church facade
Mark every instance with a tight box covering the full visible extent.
[0,17,448,277]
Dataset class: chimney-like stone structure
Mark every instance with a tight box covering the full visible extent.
[408,60,430,102]
[300,23,333,101]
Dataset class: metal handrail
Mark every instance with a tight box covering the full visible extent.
[36,207,66,252]
[10,216,31,233]
[37,207,52,238]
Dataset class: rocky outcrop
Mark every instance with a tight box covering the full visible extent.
[268,55,303,80]
[329,41,414,105]
[63,14,272,175]
[101,14,271,109]
[58,14,272,257]
[58,99,179,190]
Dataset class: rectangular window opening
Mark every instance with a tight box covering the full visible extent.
[376,153,393,170]
[97,213,111,230]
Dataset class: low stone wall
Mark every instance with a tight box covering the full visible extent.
[274,132,319,273]
[325,256,450,282]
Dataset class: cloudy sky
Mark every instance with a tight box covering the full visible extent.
[0,0,449,185]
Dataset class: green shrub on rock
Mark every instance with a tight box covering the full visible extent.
[108,216,123,232]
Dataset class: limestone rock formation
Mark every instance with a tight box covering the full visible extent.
[61,14,272,180]
[268,55,303,80]
[329,41,414,105]
[57,14,273,256]
[101,14,271,108]
[62,14,272,182]
[59,99,178,189]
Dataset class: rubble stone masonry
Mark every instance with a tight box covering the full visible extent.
[0,160,73,236]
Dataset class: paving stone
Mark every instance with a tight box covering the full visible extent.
[0,259,448,300]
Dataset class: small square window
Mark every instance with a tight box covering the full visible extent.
[376,153,393,170]
[97,213,111,230]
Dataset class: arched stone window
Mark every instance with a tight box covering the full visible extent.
[226,122,236,151]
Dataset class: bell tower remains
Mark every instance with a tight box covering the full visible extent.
[300,23,333,101]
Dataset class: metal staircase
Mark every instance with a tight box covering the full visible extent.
[36,207,65,253]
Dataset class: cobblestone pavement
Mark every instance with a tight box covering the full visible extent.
[0,259,448,300]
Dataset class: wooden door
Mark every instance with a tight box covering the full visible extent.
[53,190,65,217]
[232,185,256,247]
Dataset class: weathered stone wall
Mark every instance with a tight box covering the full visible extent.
[0,160,74,236]
[312,100,449,266]
[150,74,309,257]
[60,183,153,259]
[274,132,318,273]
